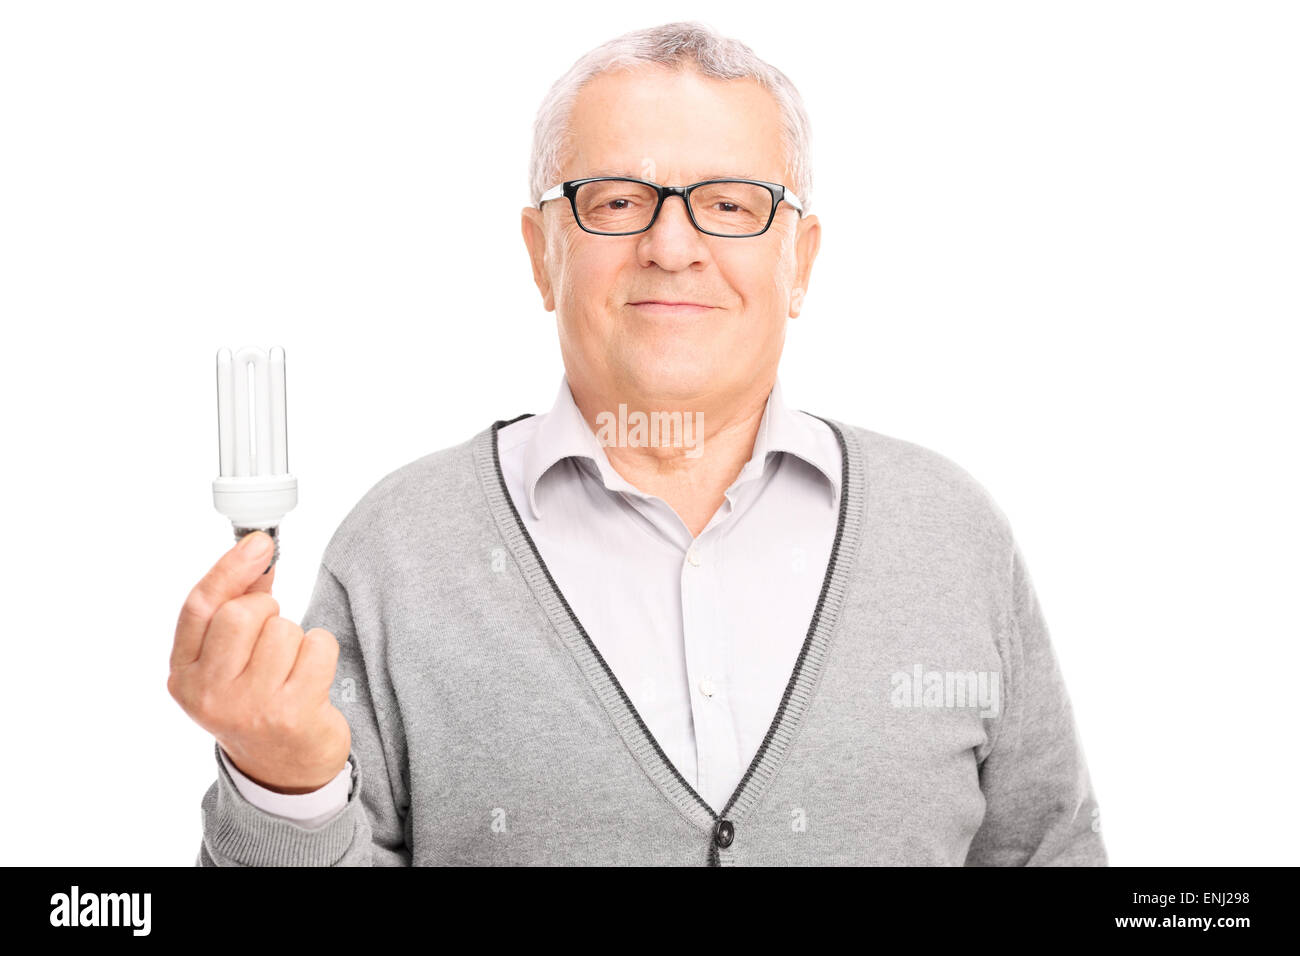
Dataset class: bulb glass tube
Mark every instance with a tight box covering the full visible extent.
[212,345,298,572]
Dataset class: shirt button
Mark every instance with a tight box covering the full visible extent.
[714,819,735,848]
[686,547,701,567]
[699,678,716,698]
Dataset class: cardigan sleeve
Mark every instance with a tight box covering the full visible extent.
[196,560,412,866]
[964,538,1107,866]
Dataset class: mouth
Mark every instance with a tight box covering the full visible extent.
[627,301,716,315]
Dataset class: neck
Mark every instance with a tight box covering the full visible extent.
[568,377,773,539]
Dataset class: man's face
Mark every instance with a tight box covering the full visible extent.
[521,64,820,407]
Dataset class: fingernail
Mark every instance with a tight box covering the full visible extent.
[242,531,272,559]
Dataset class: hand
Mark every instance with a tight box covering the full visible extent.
[168,531,351,793]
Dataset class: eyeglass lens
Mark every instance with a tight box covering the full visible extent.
[573,180,775,235]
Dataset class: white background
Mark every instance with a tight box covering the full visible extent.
[1,1,1295,866]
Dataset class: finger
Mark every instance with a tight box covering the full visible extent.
[172,531,277,671]
[245,562,276,594]
[239,615,304,701]
[194,591,281,684]
[245,548,277,595]
[282,627,340,706]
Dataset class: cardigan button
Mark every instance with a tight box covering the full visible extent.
[714,819,735,848]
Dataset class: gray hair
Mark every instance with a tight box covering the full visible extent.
[527,21,815,214]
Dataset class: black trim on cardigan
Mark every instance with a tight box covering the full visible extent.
[485,410,854,867]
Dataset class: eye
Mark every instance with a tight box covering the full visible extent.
[593,194,646,211]
[708,199,751,215]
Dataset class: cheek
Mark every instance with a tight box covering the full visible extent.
[717,247,792,309]
[565,247,628,310]
[552,236,626,321]
[763,235,800,304]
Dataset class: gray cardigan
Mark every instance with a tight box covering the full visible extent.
[196,414,1107,866]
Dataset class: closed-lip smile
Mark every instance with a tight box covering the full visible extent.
[629,300,713,308]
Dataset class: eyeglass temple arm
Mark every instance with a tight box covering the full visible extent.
[537,183,564,207]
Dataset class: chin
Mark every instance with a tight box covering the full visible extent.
[619,354,725,398]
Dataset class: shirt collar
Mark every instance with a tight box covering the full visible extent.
[522,373,840,520]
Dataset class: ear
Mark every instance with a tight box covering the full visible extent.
[521,205,555,312]
[789,213,820,318]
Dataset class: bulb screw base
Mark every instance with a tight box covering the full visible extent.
[233,524,279,575]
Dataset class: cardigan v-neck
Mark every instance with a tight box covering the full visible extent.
[476,411,866,865]
[490,375,844,815]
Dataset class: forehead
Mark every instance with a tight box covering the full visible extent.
[563,64,788,183]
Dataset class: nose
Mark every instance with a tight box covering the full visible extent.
[652,191,691,226]
[637,194,708,269]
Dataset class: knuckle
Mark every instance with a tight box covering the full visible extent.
[211,599,250,636]
[243,592,279,621]
[261,617,303,657]
[271,615,304,642]
[248,703,273,737]
[275,703,303,736]
[256,592,282,619]
[264,697,301,736]
[192,686,224,726]
[306,626,339,654]
[218,593,280,635]
[180,590,212,624]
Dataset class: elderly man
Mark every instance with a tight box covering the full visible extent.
[174,21,1106,866]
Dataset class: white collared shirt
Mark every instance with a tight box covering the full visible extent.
[221,372,842,820]
[495,373,842,812]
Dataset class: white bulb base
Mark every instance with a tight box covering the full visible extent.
[212,474,298,528]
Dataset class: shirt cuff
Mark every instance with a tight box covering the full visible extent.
[218,745,351,829]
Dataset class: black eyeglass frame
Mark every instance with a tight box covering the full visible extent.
[537,176,805,238]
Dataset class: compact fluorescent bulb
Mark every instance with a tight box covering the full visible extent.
[212,345,298,573]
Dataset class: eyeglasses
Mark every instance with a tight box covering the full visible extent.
[537,177,804,238]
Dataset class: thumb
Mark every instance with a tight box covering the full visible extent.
[240,530,277,594]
